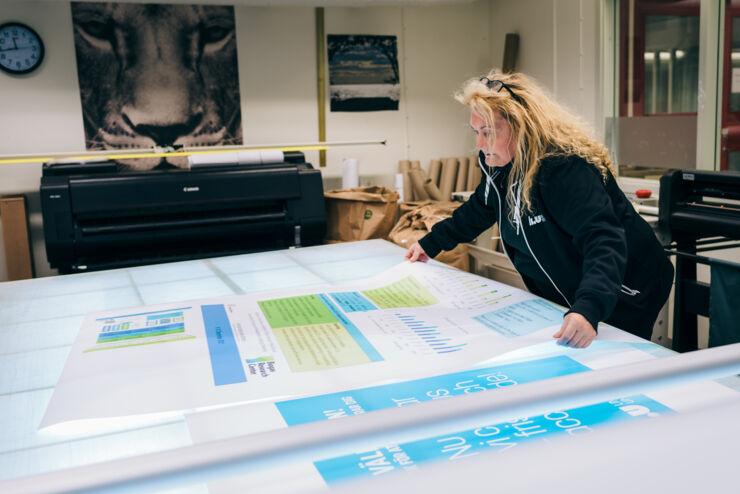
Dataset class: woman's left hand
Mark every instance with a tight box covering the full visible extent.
[553,312,596,348]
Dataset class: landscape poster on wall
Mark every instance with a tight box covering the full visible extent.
[70,2,243,170]
[328,34,400,112]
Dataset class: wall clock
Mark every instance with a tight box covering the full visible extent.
[0,22,45,75]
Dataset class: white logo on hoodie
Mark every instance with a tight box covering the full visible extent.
[528,214,546,226]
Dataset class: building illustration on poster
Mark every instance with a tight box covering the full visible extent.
[328,34,400,112]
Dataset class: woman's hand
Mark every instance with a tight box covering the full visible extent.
[553,312,596,348]
[405,242,430,263]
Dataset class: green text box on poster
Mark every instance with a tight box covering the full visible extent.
[362,275,438,308]
[258,295,337,328]
[273,322,372,372]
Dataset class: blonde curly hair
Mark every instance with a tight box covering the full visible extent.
[455,70,615,213]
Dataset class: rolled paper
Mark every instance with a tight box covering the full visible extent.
[428,159,442,187]
[455,156,469,192]
[395,173,405,202]
[398,160,411,173]
[410,160,421,170]
[258,150,285,163]
[236,151,261,164]
[467,157,482,190]
[409,168,430,200]
[188,152,240,167]
[342,158,359,189]
[439,158,458,201]
[424,178,443,200]
[403,170,414,201]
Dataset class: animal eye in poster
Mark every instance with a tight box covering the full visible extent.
[70,2,243,170]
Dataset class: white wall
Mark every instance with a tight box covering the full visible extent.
[0,1,491,279]
[322,4,491,185]
[489,0,606,139]
[0,1,84,199]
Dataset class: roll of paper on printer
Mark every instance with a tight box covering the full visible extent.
[342,158,359,189]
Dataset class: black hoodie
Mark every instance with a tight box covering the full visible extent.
[419,151,674,337]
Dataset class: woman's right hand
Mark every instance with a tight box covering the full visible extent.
[405,242,430,263]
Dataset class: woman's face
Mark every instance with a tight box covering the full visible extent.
[470,111,515,167]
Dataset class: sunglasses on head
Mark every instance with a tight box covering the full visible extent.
[480,77,523,104]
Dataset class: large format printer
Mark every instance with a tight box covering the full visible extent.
[40,152,326,273]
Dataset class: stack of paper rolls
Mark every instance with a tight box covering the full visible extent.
[424,178,443,200]
[439,158,459,200]
[409,167,430,200]
[398,155,483,202]
[427,159,442,187]
[454,156,469,192]
[398,160,414,201]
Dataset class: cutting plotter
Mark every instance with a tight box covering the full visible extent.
[658,169,740,242]
[658,169,740,351]
[40,152,326,273]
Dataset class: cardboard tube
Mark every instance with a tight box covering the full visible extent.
[398,160,411,174]
[439,158,458,201]
[467,157,482,190]
[410,160,421,170]
[428,159,442,187]
[424,178,443,200]
[409,168,429,200]
[455,156,469,192]
[403,170,414,201]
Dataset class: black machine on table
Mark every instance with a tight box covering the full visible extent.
[659,169,740,352]
[40,152,326,273]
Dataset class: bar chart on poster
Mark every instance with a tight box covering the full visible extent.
[359,311,470,356]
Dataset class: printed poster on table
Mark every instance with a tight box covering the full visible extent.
[42,262,588,428]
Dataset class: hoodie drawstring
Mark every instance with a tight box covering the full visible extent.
[514,182,522,235]
[479,154,494,205]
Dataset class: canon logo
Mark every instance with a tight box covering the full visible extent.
[183,186,200,192]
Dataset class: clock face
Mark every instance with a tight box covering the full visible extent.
[0,22,45,75]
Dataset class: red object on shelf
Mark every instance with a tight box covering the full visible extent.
[635,189,652,199]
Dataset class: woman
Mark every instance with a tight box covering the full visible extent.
[406,71,674,348]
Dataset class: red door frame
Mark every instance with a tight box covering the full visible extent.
[720,1,740,169]
[619,0,700,117]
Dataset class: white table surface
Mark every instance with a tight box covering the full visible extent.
[0,239,409,483]
[1,239,737,490]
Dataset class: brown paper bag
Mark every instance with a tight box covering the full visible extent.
[398,200,461,215]
[324,186,400,242]
[399,200,435,215]
[389,203,469,271]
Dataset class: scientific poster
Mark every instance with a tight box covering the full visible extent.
[42,262,582,427]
